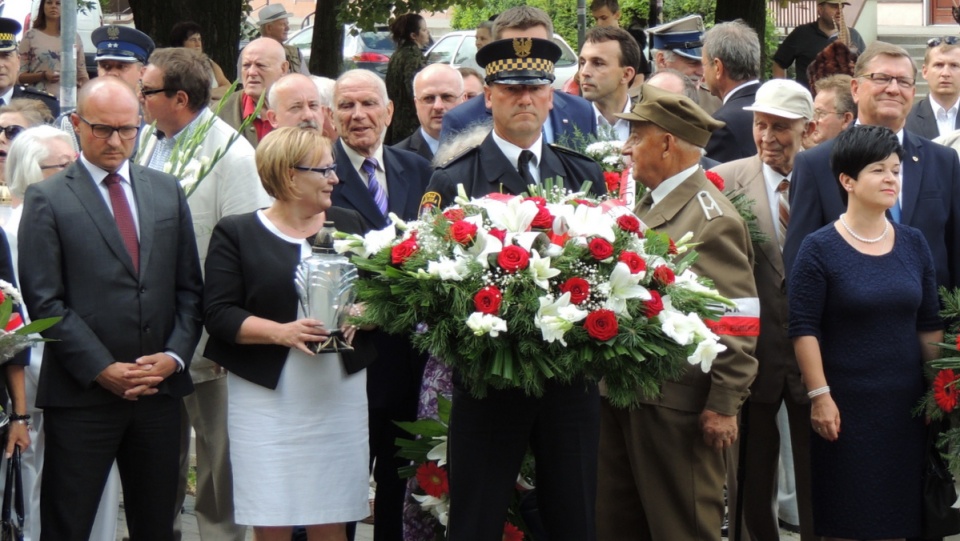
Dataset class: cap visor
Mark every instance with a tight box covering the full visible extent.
[742,104,804,120]
[492,77,555,86]
[672,48,702,60]
[95,54,138,63]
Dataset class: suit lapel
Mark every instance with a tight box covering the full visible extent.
[480,135,529,196]
[131,165,154,278]
[900,131,922,225]
[737,158,784,279]
[382,148,409,219]
[639,170,705,229]
[333,140,387,229]
[65,163,139,278]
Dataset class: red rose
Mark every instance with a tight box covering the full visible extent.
[934,369,960,413]
[588,238,614,260]
[443,208,465,221]
[706,170,725,191]
[559,277,590,304]
[489,228,507,243]
[585,309,618,341]
[618,251,646,274]
[415,462,449,498]
[391,238,418,265]
[644,290,664,318]
[449,220,478,245]
[617,215,641,234]
[653,265,675,286]
[604,171,621,193]
[498,245,530,273]
[531,206,554,229]
[525,196,547,207]
[474,286,503,315]
[502,522,524,541]
[668,239,678,255]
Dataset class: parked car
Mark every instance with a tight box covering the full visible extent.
[0,0,102,80]
[286,24,395,78]
[425,30,578,91]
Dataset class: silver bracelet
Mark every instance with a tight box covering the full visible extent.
[807,386,830,399]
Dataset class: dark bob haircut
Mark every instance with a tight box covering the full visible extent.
[830,125,903,205]
[170,21,203,48]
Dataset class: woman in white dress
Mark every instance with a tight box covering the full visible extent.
[203,127,370,541]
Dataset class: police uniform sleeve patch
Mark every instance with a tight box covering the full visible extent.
[420,191,442,213]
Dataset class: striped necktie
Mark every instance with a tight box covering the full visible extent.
[776,178,790,252]
[361,157,388,217]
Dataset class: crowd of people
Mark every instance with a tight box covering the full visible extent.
[0,2,951,541]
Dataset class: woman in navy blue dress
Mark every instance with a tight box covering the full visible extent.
[789,125,943,540]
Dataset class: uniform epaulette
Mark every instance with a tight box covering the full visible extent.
[695,190,725,221]
[436,143,479,168]
[17,85,55,99]
[548,143,592,160]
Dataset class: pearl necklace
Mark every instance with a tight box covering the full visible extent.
[839,214,889,244]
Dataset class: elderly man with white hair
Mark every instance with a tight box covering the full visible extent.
[312,75,339,140]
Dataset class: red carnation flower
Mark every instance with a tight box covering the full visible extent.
[588,238,614,261]
[416,462,449,498]
[653,265,675,286]
[498,245,530,273]
[449,220,478,245]
[559,277,590,304]
[618,251,646,274]
[474,286,503,315]
[668,239,678,255]
[489,228,507,243]
[934,369,960,413]
[705,170,725,191]
[525,196,547,207]
[645,290,664,318]
[616,215,641,234]
[502,522,524,541]
[604,171,621,193]
[391,238,419,265]
[531,206,554,229]
[443,208,465,221]
[585,309,618,341]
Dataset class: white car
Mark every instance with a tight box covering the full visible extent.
[425,30,578,90]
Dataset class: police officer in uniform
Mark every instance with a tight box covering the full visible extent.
[424,37,604,208]
[422,37,604,541]
[647,15,721,115]
[0,18,58,117]
[596,83,759,541]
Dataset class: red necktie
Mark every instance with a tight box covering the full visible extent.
[103,173,139,273]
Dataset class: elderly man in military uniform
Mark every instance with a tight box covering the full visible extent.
[596,83,759,541]
[422,37,604,541]
[648,15,720,115]
[0,18,58,116]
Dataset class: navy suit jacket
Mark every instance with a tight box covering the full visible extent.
[438,91,596,146]
[905,97,960,140]
[784,129,960,289]
[331,139,433,230]
[393,128,435,163]
[705,82,760,164]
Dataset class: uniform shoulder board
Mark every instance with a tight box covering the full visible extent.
[696,190,725,221]
[18,85,55,99]
[548,143,591,160]
[435,143,478,168]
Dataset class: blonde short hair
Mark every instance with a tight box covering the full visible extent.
[256,127,332,201]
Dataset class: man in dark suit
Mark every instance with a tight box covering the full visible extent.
[439,6,596,147]
[785,40,960,292]
[710,79,819,541]
[701,20,762,164]
[905,37,960,139]
[329,68,432,541]
[0,18,58,117]
[424,38,604,541]
[394,64,465,162]
[19,77,203,540]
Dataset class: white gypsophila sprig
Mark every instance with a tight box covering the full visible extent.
[0,280,21,305]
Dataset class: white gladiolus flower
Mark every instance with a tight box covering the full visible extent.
[659,309,702,345]
[360,224,397,258]
[465,312,508,337]
[599,262,651,315]
[687,339,727,373]
[534,293,588,346]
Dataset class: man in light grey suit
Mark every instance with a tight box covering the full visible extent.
[138,47,271,541]
[19,77,203,541]
[710,79,819,541]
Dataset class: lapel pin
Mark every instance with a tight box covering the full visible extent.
[912,156,919,162]
[562,119,569,124]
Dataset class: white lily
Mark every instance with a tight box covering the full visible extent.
[534,292,588,346]
[412,493,450,525]
[482,197,539,232]
[426,437,448,466]
[528,251,561,290]
[687,338,727,373]
[552,203,616,242]
[599,262,651,315]
[426,256,470,281]
[659,309,702,345]
[454,227,502,268]
[465,312,508,337]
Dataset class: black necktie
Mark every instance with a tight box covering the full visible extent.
[518,150,535,186]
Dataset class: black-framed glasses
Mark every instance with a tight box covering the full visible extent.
[294,164,337,178]
[0,124,24,140]
[75,115,140,140]
[859,72,916,89]
[39,162,71,171]
[928,36,960,48]
[137,80,174,98]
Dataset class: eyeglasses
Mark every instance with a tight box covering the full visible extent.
[293,164,337,178]
[137,80,174,98]
[39,162,70,171]
[75,115,140,140]
[928,36,960,48]
[859,72,916,89]
[0,125,24,140]
[415,93,462,106]
[813,108,843,120]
